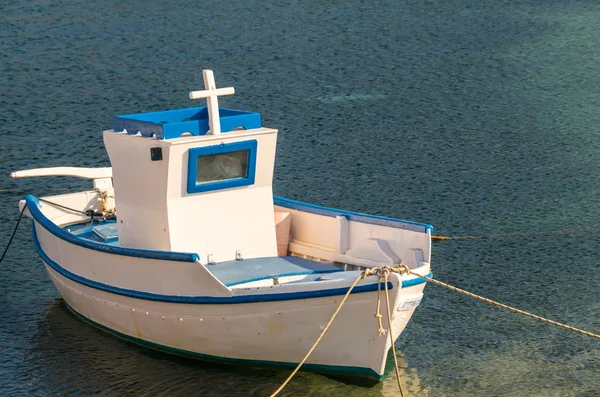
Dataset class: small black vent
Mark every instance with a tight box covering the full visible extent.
[150,147,163,161]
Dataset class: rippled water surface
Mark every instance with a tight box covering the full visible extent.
[1,0,599,395]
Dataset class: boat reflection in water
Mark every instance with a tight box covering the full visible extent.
[380,353,430,397]
[27,300,286,396]
[24,300,430,396]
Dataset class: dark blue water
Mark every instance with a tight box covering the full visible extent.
[1,0,599,395]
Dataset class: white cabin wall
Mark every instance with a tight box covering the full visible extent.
[103,131,172,251]
[104,127,279,260]
[165,129,278,198]
[165,129,279,262]
[167,187,277,263]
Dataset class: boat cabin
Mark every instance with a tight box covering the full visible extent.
[104,70,279,264]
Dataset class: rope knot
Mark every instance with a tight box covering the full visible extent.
[94,188,116,219]
[361,267,377,279]
[393,264,410,275]
[374,312,386,336]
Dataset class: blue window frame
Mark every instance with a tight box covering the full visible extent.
[187,140,257,194]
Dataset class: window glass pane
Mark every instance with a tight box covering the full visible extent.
[195,150,249,184]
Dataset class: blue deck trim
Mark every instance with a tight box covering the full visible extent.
[225,270,340,287]
[113,106,262,139]
[90,222,119,244]
[273,196,434,234]
[404,273,432,288]
[63,301,382,379]
[31,226,423,304]
[207,256,344,287]
[25,195,200,263]
[68,223,120,246]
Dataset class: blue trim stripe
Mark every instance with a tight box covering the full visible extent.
[25,195,200,263]
[227,272,433,288]
[114,106,262,140]
[273,196,434,234]
[403,273,432,288]
[32,226,429,304]
[187,140,257,194]
[225,270,341,287]
[63,301,382,379]
[224,270,431,289]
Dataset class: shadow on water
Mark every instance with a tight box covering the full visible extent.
[23,299,428,396]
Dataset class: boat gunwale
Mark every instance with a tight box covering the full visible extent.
[27,194,430,304]
[274,196,434,234]
[36,230,433,304]
[33,223,431,304]
[25,195,200,263]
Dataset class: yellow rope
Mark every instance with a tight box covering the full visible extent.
[270,266,409,397]
[269,272,366,397]
[433,225,600,241]
[94,188,116,218]
[271,263,599,396]
[404,267,600,339]
[383,269,406,397]
[374,274,386,336]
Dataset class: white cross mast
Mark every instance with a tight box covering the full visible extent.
[189,70,235,135]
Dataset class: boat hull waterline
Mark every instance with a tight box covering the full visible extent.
[29,197,429,379]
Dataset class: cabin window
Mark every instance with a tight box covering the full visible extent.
[187,140,257,194]
[195,150,249,183]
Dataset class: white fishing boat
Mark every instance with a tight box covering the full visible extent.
[12,70,433,380]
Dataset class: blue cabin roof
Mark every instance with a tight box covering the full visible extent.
[114,106,262,139]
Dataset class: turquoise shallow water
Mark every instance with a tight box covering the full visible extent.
[1,0,599,395]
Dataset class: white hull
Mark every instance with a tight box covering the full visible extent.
[25,191,431,379]
[45,264,424,378]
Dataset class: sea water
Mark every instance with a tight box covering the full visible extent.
[1,0,599,395]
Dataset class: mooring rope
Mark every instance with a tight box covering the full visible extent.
[382,269,407,397]
[269,271,368,397]
[38,192,114,221]
[270,266,410,397]
[38,197,90,216]
[0,204,27,265]
[404,268,600,340]
[271,264,600,396]
[93,188,116,218]
[432,225,600,241]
